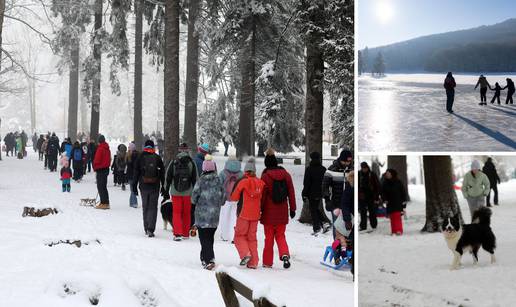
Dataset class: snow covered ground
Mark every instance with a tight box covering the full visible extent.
[358,74,516,152]
[0,151,352,307]
[358,181,516,307]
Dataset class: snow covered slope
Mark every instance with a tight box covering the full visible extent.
[358,182,516,307]
[0,152,352,307]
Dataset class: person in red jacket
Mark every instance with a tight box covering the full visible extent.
[93,135,112,209]
[230,157,265,269]
[260,149,296,269]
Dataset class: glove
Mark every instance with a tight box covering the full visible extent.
[345,220,352,231]
[290,210,296,219]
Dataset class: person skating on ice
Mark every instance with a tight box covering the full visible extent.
[444,72,456,113]
[474,75,491,105]
[489,82,505,105]
[503,78,515,104]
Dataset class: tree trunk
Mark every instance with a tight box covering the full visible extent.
[421,156,463,232]
[90,0,102,142]
[183,0,200,156]
[164,0,180,164]
[133,0,143,150]
[304,2,324,166]
[388,155,410,201]
[0,0,3,161]
[80,90,89,134]
[299,1,324,223]
[237,16,256,158]
[68,41,79,142]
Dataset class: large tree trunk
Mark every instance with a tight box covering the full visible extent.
[163,0,180,164]
[0,0,3,161]
[90,0,102,142]
[299,1,324,223]
[183,0,200,156]
[237,16,256,158]
[68,41,79,141]
[133,0,143,150]
[421,156,463,232]
[388,155,410,201]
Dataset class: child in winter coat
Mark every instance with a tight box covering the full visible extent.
[230,157,265,269]
[490,82,505,105]
[381,169,407,235]
[60,160,72,192]
[191,158,226,270]
[260,149,296,269]
[218,156,243,242]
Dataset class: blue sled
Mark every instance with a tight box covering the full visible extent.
[320,246,352,270]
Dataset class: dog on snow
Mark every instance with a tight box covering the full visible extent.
[442,207,496,270]
[160,198,173,230]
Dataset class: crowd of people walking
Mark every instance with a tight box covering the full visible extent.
[6,132,353,274]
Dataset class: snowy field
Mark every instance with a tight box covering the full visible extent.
[358,74,516,152]
[358,182,516,307]
[0,151,352,307]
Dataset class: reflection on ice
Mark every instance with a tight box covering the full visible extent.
[358,74,516,152]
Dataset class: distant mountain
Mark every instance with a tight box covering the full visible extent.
[361,18,516,73]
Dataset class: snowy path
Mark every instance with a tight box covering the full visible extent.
[0,153,352,307]
[358,183,516,307]
[358,75,516,152]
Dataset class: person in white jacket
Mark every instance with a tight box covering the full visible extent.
[218,156,243,242]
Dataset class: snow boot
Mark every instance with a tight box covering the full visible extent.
[240,256,251,266]
[122,184,126,191]
[95,203,110,210]
[204,262,216,271]
[282,255,291,269]
[189,226,197,237]
[173,236,183,242]
[322,223,331,234]
[311,229,322,237]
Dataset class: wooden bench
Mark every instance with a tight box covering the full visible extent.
[215,271,285,307]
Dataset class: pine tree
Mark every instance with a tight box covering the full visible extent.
[373,52,386,76]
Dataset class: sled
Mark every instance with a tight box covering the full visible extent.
[80,193,99,207]
[320,246,352,270]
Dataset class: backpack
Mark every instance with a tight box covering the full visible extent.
[272,179,288,204]
[174,157,193,192]
[73,148,82,161]
[142,154,159,183]
[223,170,239,200]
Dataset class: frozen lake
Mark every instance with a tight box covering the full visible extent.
[358,74,516,152]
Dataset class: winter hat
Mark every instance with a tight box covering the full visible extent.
[202,155,217,172]
[129,142,136,151]
[178,143,190,152]
[338,149,353,163]
[310,151,321,161]
[264,148,278,168]
[471,160,481,171]
[98,135,106,143]
[198,143,210,154]
[144,139,155,148]
[244,157,256,173]
[360,161,369,169]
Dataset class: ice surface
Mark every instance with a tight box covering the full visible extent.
[358,74,516,152]
[0,151,352,307]
[359,182,516,307]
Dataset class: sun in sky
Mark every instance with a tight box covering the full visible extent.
[375,0,395,24]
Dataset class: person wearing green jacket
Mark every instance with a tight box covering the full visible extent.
[461,160,490,221]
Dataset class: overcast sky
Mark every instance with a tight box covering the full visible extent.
[357,0,516,49]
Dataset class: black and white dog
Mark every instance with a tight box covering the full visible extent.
[160,198,173,230]
[442,207,496,270]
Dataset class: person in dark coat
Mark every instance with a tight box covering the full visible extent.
[358,162,380,231]
[503,78,515,105]
[32,133,38,152]
[47,133,60,172]
[339,170,354,276]
[302,151,330,235]
[381,169,407,236]
[132,140,166,237]
[444,72,456,113]
[474,75,490,105]
[36,134,45,160]
[87,140,97,173]
[70,141,84,181]
[126,142,139,208]
[323,149,353,238]
[482,157,500,207]
[490,82,505,105]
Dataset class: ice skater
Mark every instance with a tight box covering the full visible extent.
[444,72,456,113]
[474,75,490,105]
[503,78,514,105]
[489,82,505,105]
